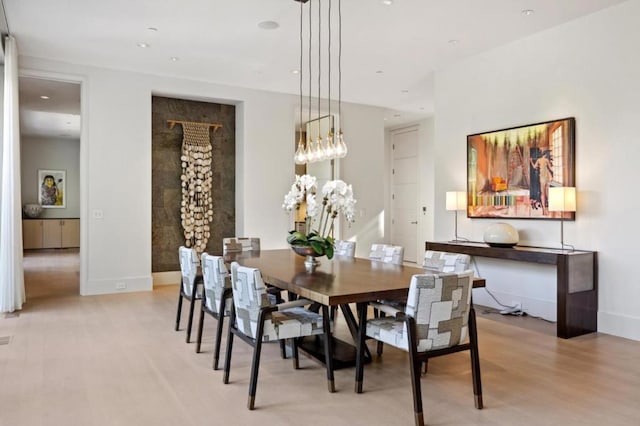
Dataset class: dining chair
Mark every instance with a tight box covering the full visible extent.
[223,262,335,410]
[356,270,482,426]
[334,240,356,258]
[222,237,261,253]
[195,253,233,370]
[369,243,404,265]
[175,246,203,343]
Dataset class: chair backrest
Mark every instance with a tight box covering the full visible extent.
[178,246,199,295]
[223,237,261,253]
[334,240,356,258]
[423,251,470,273]
[229,262,270,339]
[201,252,229,314]
[405,270,474,351]
[369,244,404,265]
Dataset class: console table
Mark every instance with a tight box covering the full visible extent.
[425,241,597,339]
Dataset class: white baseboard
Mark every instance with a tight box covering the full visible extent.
[598,311,640,341]
[83,275,153,295]
[152,271,180,286]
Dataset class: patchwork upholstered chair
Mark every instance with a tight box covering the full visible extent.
[195,253,233,370]
[334,240,356,258]
[369,243,404,265]
[222,237,261,254]
[223,262,335,410]
[423,250,470,273]
[175,246,203,343]
[356,270,482,426]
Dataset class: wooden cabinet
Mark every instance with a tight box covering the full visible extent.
[23,220,44,249]
[23,219,80,249]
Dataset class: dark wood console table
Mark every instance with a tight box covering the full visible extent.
[426,241,597,339]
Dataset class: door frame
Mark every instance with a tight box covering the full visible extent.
[20,68,88,295]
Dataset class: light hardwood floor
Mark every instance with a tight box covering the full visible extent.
[1,250,639,425]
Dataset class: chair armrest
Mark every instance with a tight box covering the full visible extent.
[370,302,403,317]
[276,298,314,311]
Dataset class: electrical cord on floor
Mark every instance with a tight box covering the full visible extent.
[471,256,522,313]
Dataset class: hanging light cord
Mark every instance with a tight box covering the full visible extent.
[317,0,321,134]
[327,0,331,123]
[338,0,342,129]
[299,0,303,138]
[308,0,312,125]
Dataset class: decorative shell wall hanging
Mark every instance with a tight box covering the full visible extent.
[178,122,216,255]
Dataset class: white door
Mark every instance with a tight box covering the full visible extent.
[391,128,419,263]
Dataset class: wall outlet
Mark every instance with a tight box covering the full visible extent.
[115,282,126,290]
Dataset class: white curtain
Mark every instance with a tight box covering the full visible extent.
[0,35,25,312]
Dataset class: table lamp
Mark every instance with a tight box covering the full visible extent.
[446,191,468,242]
[548,187,576,251]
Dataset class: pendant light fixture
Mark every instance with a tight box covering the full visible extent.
[293,0,347,165]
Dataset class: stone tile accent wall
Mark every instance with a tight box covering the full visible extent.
[152,96,235,272]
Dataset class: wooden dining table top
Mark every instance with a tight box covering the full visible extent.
[227,249,425,306]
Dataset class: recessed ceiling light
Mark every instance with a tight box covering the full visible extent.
[40,95,50,100]
[258,20,279,30]
[448,39,460,45]
[291,69,300,74]
[375,70,384,74]
[393,114,401,118]
[382,0,394,5]
[66,121,71,125]
[401,89,409,94]
[137,42,150,48]
[147,27,158,32]
[170,57,180,62]
[522,9,535,16]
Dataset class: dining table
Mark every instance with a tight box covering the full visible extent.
[226,249,486,370]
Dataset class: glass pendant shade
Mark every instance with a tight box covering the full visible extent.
[294,139,307,164]
[324,132,335,158]
[305,138,315,163]
[315,136,325,161]
[335,131,347,158]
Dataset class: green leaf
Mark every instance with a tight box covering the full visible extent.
[310,241,324,255]
[325,244,334,259]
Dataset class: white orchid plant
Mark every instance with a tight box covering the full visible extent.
[283,174,357,259]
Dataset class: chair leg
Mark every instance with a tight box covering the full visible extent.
[322,305,335,393]
[195,307,205,353]
[376,310,386,356]
[279,339,287,359]
[422,360,429,375]
[223,323,235,385]
[405,317,425,426]
[410,357,425,426]
[292,338,300,370]
[354,302,367,394]
[248,326,266,410]
[213,314,225,370]
[468,306,483,409]
[185,296,197,343]
[175,291,183,331]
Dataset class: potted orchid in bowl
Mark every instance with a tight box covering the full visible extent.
[283,174,356,271]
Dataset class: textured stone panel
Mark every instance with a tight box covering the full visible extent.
[152,96,236,272]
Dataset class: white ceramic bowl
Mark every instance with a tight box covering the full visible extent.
[23,203,43,218]
[483,222,519,248]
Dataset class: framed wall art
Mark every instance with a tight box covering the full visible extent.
[467,117,575,220]
[38,169,66,208]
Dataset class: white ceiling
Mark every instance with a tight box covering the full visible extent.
[5,0,629,130]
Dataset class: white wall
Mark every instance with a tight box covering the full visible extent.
[20,136,80,218]
[433,0,640,339]
[19,56,386,296]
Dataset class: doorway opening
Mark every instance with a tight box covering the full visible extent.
[19,76,82,298]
